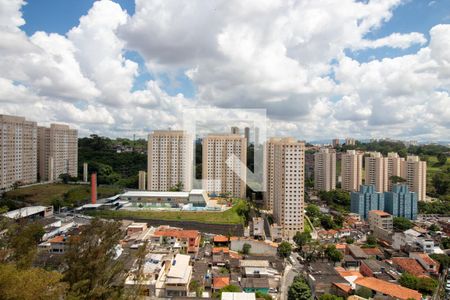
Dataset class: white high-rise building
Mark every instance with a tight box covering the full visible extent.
[265,137,305,240]
[314,148,336,191]
[38,124,78,182]
[387,152,405,191]
[202,134,247,198]
[401,156,426,201]
[364,152,388,192]
[0,115,37,190]
[341,150,363,192]
[147,130,193,192]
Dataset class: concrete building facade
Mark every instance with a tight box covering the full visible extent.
[368,210,393,231]
[314,148,336,191]
[401,156,426,201]
[350,185,385,219]
[268,137,305,239]
[385,184,418,220]
[202,134,247,198]
[138,171,146,190]
[341,150,363,192]
[0,115,37,189]
[387,152,405,191]
[38,124,78,182]
[147,130,193,192]
[364,152,388,193]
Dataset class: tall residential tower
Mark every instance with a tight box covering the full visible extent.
[341,150,363,192]
[314,148,336,191]
[364,152,388,192]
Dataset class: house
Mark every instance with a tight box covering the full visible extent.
[306,262,348,298]
[213,276,230,292]
[334,267,363,289]
[152,226,200,254]
[241,277,270,294]
[347,245,369,260]
[164,254,193,297]
[213,235,229,246]
[409,252,440,275]
[3,205,53,220]
[230,237,277,256]
[47,235,67,254]
[354,277,422,300]
[391,257,427,277]
[252,217,265,238]
[359,259,399,281]
[361,247,383,259]
[126,222,148,236]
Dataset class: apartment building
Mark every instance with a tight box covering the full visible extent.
[268,137,305,239]
[0,115,37,189]
[385,184,418,220]
[314,148,336,191]
[341,150,363,192]
[401,156,426,201]
[387,152,405,191]
[345,138,356,146]
[332,138,340,148]
[138,171,146,190]
[364,152,388,192]
[38,124,78,182]
[202,134,247,198]
[147,130,193,192]
[368,210,393,231]
[350,185,385,220]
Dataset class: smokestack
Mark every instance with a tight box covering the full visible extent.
[91,173,97,204]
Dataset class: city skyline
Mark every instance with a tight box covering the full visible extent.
[0,0,449,141]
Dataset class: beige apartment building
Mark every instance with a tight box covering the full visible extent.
[0,115,38,190]
[314,148,336,191]
[341,150,363,192]
[364,152,388,192]
[387,152,405,191]
[202,134,246,198]
[401,156,426,201]
[38,124,78,182]
[138,171,146,190]
[368,210,393,231]
[345,138,356,146]
[266,137,305,240]
[147,130,193,192]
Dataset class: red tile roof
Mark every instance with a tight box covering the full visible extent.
[416,253,438,266]
[361,247,383,256]
[392,257,427,276]
[369,210,391,216]
[48,236,64,243]
[154,229,199,239]
[213,276,230,289]
[355,277,422,300]
[333,282,352,293]
[213,247,230,254]
[214,235,229,243]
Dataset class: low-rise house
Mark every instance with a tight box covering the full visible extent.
[347,245,369,260]
[359,259,399,281]
[391,257,427,277]
[212,276,230,292]
[368,210,393,231]
[164,254,193,297]
[409,252,440,275]
[230,237,277,256]
[361,247,383,259]
[47,235,67,254]
[252,217,265,238]
[392,229,435,254]
[306,262,348,298]
[152,226,200,254]
[213,235,229,246]
[241,277,270,294]
[126,222,148,236]
[354,277,422,300]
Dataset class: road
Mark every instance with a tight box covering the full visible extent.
[279,252,304,300]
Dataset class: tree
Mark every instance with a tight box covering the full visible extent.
[0,264,67,300]
[398,272,419,290]
[293,231,311,249]
[432,172,450,195]
[320,215,335,230]
[345,237,354,244]
[441,237,450,249]
[393,217,414,230]
[430,254,450,272]
[242,243,251,255]
[325,245,343,262]
[366,234,377,247]
[213,285,240,298]
[437,153,448,165]
[355,286,373,298]
[169,182,184,192]
[319,294,343,300]
[390,175,407,184]
[277,241,292,258]
[399,272,438,295]
[305,204,321,219]
[63,218,125,299]
[428,224,440,232]
[255,291,272,300]
[288,276,312,300]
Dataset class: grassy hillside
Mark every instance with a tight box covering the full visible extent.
[86,199,249,225]
[3,183,121,208]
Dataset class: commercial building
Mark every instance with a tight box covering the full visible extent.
[401,156,426,201]
[387,152,405,191]
[350,185,384,219]
[244,127,250,147]
[314,148,336,191]
[147,130,193,192]
[2,205,53,220]
[384,184,418,220]
[267,137,305,239]
[341,150,363,192]
[119,189,210,207]
[368,210,393,231]
[38,124,78,182]
[364,152,388,192]
[0,114,37,189]
[202,134,247,198]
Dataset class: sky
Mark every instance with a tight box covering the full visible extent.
[0,0,449,141]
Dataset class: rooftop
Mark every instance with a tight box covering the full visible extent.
[154,228,199,239]
[355,277,422,300]
[214,235,229,243]
[213,276,230,289]
[166,254,192,285]
[3,206,48,219]
[121,191,190,198]
[222,292,255,300]
[239,260,270,268]
[369,210,391,217]
[391,257,427,277]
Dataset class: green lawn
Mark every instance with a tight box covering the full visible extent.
[86,199,247,225]
[426,156,449,195]
[4,183,121,206]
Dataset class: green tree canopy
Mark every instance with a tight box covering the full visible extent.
[242,243,251,255]
[277,241,292,258]
[63,218,124,299]
[393,217,414,231]
[325,245,343,262]
[319,294,343,300]
[305,204,321,219]
[288,276,312,300]
[293,231,312,249]
[355,286,373,298]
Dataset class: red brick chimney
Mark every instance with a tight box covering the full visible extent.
[91,173,97,204]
